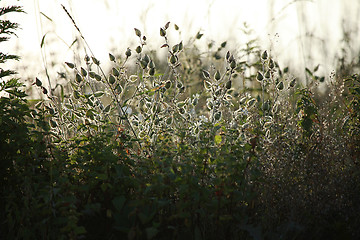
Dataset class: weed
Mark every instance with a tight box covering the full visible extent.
[2,3,360,240]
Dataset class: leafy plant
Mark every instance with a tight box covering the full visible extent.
[2,3,360,239]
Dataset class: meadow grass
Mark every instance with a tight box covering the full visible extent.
[1,3,360,240]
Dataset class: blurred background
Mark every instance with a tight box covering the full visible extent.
[2,0,360,89]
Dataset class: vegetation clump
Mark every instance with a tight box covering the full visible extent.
[1,3,360,240]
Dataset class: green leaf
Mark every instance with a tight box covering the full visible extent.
[134,28,141,37]
[202,70,210,79]
[89,71,96,78]
[65,62,75,69]
[112,196,126,211]
[214,135,222,144]
[86,109,94,117]
[109,74,116,84]
[305,67,313,77]
[103,104,111,113]
[160,27,166,37]
[145,227,159,240]
[80,67,87,77]
[75,73,82,83]
[50,120,57,128]
[73,90,80,99]
[35,77,42,86]
[74,226,86,235]
[313,64,320,72]
[109,53,115,61]
[93,91,104,98]
[91,56,100,65]
[214,70,221,81]
[95,74,102,81]
[256,71,264,81]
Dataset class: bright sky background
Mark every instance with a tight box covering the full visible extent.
[2,0,360,86]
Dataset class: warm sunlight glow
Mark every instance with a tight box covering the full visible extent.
[3,0,360,81]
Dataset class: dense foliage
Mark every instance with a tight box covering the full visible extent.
[1,4,360,240]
